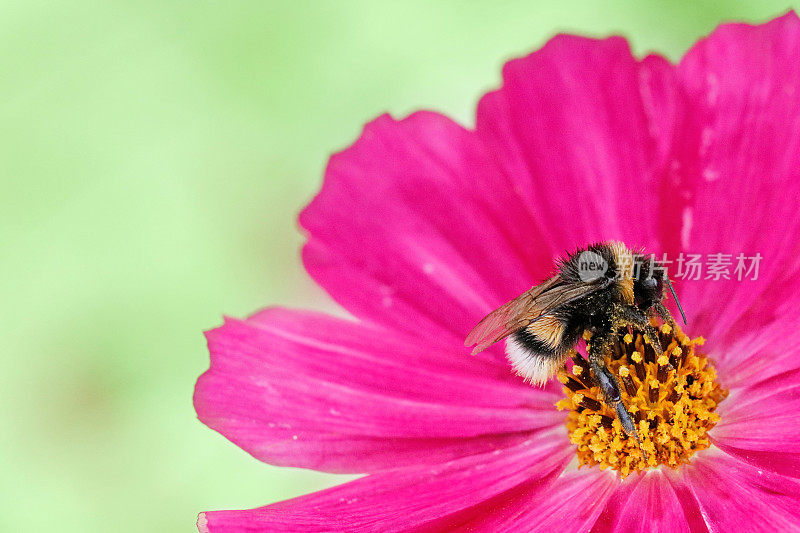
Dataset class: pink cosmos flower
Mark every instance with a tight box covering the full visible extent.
[195,12,800,532]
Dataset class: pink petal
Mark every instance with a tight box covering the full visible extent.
[475,35,684,256]
[300,111,554,349]
[197,435,571,532]
[708,308,800,389]
[677,451,800,531]
[711,366,800,478]
[592,471,703,533]
[589,475,641,533]
[487,469,618,533]
[674,12,800,352]
[415,470,612,532]
[194,308,563,473]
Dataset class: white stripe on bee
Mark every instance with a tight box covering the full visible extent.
[505,336,564,386]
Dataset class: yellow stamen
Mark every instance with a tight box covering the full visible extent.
[557,323,728,478]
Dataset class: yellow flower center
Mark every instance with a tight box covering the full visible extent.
[555,323,728,478]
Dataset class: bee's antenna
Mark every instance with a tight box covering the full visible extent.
[665,277,687,325]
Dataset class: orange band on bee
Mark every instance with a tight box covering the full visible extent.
[609,240,635,304]
[526,315,566,349]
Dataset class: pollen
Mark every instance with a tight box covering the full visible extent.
[555,322,728,478]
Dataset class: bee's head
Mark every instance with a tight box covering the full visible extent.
[631,255,687,325]
[633,261,664,311]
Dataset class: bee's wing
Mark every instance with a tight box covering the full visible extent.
[464,275,562,355]
[464,275,607,355]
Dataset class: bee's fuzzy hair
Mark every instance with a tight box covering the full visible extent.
[504,336,565,386]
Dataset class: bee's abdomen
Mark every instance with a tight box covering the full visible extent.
[525,315,567,350]
[505,317,576,386]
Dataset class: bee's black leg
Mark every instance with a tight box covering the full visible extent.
[617,304,666,361]
[643,323,665,359]
[587,330,648,459]
[654,301,676,329]
[616,304,649,328]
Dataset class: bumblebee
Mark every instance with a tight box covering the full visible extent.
[465,241,686,448]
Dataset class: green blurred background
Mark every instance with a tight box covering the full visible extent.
[1,1,794,531]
